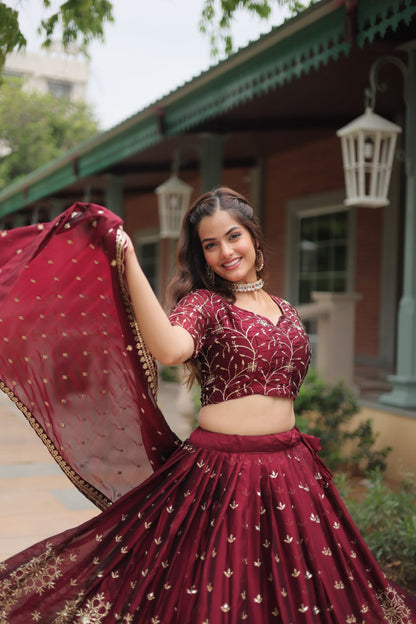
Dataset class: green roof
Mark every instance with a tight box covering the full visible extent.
[0,0,414,218]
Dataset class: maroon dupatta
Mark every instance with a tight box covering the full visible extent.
[0,203,179,509]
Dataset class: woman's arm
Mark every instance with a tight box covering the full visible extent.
[123,235,194,366]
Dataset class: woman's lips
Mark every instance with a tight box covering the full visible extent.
[222,257,241,270]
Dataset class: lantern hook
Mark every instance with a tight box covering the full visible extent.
[365,55,408,111]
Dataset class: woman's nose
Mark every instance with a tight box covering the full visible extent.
[219,241,232,257]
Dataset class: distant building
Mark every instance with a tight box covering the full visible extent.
[3,44,89,102]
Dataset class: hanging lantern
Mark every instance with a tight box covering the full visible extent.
[155,174,193,238]
[337,107,402,207]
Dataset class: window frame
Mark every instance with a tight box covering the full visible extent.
[285,190,356,305]
[134,230,160,297]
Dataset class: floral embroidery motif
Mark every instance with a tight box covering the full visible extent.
[0,542,64,623]
[75,593,112,623]
[376,585,412,622]
[54,591,86,623]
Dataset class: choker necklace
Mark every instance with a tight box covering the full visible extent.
[231,278,264,293]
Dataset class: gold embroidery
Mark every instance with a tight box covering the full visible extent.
[0,381,111,510]
[376,585,412,623]
[115,227,158,397]
[0,542,66,622]
[75,592,112,623]
[54,591,86,623]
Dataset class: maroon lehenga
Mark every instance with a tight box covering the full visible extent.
[0,204,415,623]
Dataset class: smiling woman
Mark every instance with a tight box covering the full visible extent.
[0,189,415,622]
[199,211,258,285]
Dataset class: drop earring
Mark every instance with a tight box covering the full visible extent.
[256,249,264,272]
[206,263,215,285]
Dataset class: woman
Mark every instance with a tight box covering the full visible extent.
[0,188,414,623]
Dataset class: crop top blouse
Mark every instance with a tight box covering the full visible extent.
[169,289,311,406]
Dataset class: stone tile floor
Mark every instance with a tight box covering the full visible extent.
[0,382,191,561]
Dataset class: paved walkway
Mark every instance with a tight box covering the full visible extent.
[0,382,192,561]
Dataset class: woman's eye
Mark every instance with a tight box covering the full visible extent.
[229,232,241,241]
[205,242,215,250]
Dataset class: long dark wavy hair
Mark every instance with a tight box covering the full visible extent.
[166,187,265,388]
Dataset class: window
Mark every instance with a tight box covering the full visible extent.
[137,238,159,295]
[298,210,349,304]
[47,80,72,99]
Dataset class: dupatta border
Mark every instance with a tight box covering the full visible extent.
[114,227,158,398]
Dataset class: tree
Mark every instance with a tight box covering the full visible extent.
[200,0,319,57]
[0,1,318,74]
[0,76,98,189]
[0,0,114,73]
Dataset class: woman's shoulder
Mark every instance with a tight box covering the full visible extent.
[269,293,301,317]
[173,288,220,313]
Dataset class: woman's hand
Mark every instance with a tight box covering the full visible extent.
[122,231,135,256]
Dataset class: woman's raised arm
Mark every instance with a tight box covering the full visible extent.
[123,234,194,366]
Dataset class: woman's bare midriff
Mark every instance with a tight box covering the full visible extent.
[197,394,295,436]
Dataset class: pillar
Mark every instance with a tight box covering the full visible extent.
[200,134,224,192]
[381,45,416,409]
[105,174,124,217]
[309,292,362,387]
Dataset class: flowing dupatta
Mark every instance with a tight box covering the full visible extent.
[0,203,180,510]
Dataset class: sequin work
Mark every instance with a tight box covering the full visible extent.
[169,289,311,406]
[0,204,415,623]
[0,428,414,623]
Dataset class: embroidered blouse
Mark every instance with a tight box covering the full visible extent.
[169,289,311,406]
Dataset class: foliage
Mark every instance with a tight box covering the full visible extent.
[199,0,319,57]
[0,1,319,73]
[0,3,26,70]
[0,76,98,189]
[0,0,113,73]
[159,365,180,383]
[334,470,416,589]
[294,368,392,475]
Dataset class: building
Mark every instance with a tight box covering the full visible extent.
[0,0,415,479]
[4,45,89,102]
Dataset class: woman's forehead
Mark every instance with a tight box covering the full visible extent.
[197,210,243,239]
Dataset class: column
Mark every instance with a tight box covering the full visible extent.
[200,134,224,192]
[105,174,124,217]
[310,292,362,388]
[381,45,416,409]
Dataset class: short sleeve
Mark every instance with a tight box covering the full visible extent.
[169,290,214,358]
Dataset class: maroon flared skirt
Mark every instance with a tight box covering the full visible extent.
[0,426,414,623]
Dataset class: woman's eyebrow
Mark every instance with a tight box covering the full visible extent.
[201,226,240,244]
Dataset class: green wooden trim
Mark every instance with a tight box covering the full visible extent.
[357,0,416,46]
[164,8,349,134]
[1,0,416,219]
[26,164,77,202]
[78,119,160,177]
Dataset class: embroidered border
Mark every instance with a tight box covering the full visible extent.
[115,227,159,398]
[376,585,412,623]
[0,381,111,511]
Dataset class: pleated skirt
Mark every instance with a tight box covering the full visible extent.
[0,426,414,623]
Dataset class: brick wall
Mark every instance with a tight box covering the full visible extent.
[262,133,382,359]
[263,133,345,295]
[354,207,383,357]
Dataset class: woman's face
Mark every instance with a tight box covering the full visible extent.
[197,209,257,284]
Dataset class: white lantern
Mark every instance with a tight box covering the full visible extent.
[155,174,193,238]
[337,107,402,207]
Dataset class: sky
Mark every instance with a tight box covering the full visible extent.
[18,0,289,130]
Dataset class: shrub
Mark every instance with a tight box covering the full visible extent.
[295,368,392,475]
[159,365,180,383]
[334,471,416,590]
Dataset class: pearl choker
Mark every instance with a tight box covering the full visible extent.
[231,278,264,293]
